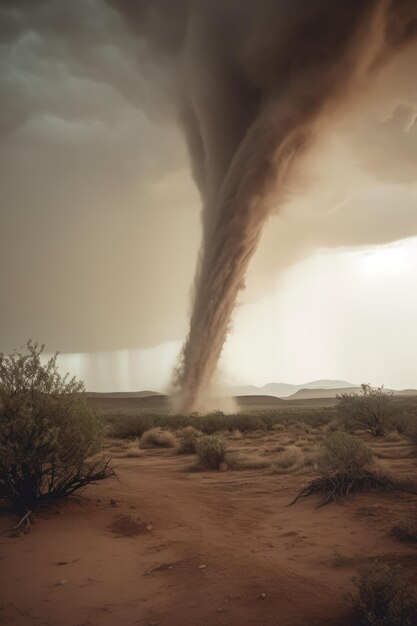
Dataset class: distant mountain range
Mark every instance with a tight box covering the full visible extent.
[86,380,417,405]
[224,379,358,398]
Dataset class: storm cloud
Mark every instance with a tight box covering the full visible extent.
[0,1,416,400]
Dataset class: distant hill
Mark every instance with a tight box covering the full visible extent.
[288,386,417,400]
[235,395,287,407]
[227,379,357,398]
[287,387,362,400]
[86,391,161,398]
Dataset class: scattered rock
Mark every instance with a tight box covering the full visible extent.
[57,580,67,586]
[145,562,177,575]
[110,499,118,508]
[56,561,68,566]
[198,564,206,569]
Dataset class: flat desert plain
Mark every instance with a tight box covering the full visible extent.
[1,397,417,626]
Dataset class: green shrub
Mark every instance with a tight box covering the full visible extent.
[0,342,112,517]
[351,561,417,626]
[196,435,227,469]
[318,432,373,476]
[290,433,417,507]
[337,384,402,437]
[176,426,203,454]
[140,427,176,449]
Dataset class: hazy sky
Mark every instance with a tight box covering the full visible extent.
[1,1,417,391]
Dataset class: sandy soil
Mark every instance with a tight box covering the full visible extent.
[1,431,416,626]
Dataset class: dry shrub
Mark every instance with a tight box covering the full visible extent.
[337,384,404,437]
[121,444,143,459]
[350,561,417,626]
[291,432,417,507]
[196,435,227,470]
[225,452,270,471]
[140,427,176,449]
[272,423,285,431]
[271,446,304,474]
[176,426,203,454]
[317,432,373,475]
[391,519,417,543]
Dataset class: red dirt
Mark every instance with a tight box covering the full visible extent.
[1,434,416,626]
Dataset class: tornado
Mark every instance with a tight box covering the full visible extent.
[109,0,417,413]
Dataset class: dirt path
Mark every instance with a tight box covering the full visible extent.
[1,442,417,626]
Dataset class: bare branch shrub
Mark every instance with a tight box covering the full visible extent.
[337,384,402,437]
[291,432,416,507]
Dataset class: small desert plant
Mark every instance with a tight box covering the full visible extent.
[176,426,203,454]
[0,342,112,519]
[140,427,176,449]
[317,432,373,475]
[271,445,304,474]
[337,384,402,437]
[196,435,227,470]
[291,432,416,507]
[350,561,417,626]
[390,518,417,543]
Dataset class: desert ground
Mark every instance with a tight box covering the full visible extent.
[1,395,417,626]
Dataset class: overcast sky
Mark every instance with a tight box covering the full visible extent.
[1,1,417,391]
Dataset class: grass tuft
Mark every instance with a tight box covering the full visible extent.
[271,445,304,474]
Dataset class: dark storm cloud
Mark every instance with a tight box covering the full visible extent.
[108,0,417,411]
[0,0,198,354]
